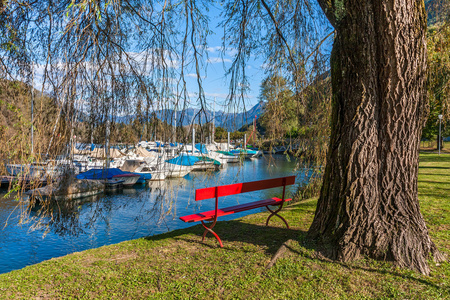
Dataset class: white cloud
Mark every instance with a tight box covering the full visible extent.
[205,92,229,98]
[186,73,207,79]
[206,46,222,53]
[208,57,232,64]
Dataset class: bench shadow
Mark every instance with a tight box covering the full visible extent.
[177,220,306,256]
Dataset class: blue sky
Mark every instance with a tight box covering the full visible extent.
[30,6,266,115]
[181,4,267,113]
[29,2,327,115]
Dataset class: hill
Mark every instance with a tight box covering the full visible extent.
[0,79,60,160]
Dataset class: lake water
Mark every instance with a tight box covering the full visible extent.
[0,155,309,274]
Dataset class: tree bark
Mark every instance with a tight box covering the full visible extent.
[310,0,445,274]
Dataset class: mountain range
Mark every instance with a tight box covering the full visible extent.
[115,101,265,131]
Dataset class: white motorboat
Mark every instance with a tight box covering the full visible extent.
[162,162,192,178]
[120,159,167,181]
[209,150,240,164]
[6,163,47,178]
[181,144,222,170]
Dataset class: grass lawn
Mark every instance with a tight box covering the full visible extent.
[0,153,449,299]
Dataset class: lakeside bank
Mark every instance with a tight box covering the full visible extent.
[0,153,448,299]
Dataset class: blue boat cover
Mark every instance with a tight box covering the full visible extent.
[136,173,152,180]
[77,168,134,180]
[135,172,152,183]
[195,144,208,154]
[166,154,200,166]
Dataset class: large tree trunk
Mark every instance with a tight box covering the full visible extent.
[310,0,444,274]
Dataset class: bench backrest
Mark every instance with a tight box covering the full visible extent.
[195,175,296,201]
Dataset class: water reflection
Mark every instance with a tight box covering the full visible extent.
[0,155,308,273]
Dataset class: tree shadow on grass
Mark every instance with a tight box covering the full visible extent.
[145,221,448,293]
[419,166,450,170]
[419,191,450,199]
[292,240,450,293]
[419,172,450,176]
[419,155,450,163]
[143,219,448,293]
[142,199,448,293]
[418,180,450,185]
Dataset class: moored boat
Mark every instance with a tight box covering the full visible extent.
[120,159,165,181]
[76,168,141,187]
[25,177,104,202]
[105,179,124,192]
[212,150,240,163]
[230,148,261,159]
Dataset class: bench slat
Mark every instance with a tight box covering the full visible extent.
[179,197,292,223]
[195,175,296,201]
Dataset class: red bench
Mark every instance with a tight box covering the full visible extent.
[179,176,296,247]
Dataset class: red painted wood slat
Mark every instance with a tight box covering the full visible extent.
[195,176,296,201]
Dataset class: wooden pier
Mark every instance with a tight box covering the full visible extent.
[0,176,50,190]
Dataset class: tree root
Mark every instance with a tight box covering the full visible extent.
[266,239,294,269]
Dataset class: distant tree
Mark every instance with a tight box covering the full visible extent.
[258,75,299,140]
[214,126,227,141]
[230,131,245,142]
[423,11,450,146]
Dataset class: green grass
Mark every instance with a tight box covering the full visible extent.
[0,153,449,299]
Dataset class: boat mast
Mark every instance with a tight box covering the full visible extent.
[192,128,195,155]
[105,117,110,169]
[212,97,215,144]
[31,62,34,155]
[173,96,177,143]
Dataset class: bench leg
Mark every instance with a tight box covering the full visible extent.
[265,205,290,229]
[201,220,223,248]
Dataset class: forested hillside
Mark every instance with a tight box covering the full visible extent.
[0,80,60,161]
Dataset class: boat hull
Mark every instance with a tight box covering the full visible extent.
[111,174,140,187]
[164,163,191,178]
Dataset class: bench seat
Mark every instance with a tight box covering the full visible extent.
[180,197,292,223]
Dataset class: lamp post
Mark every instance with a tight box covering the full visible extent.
[438,114,443,155]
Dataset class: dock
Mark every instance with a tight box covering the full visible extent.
[0,176,50,190]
